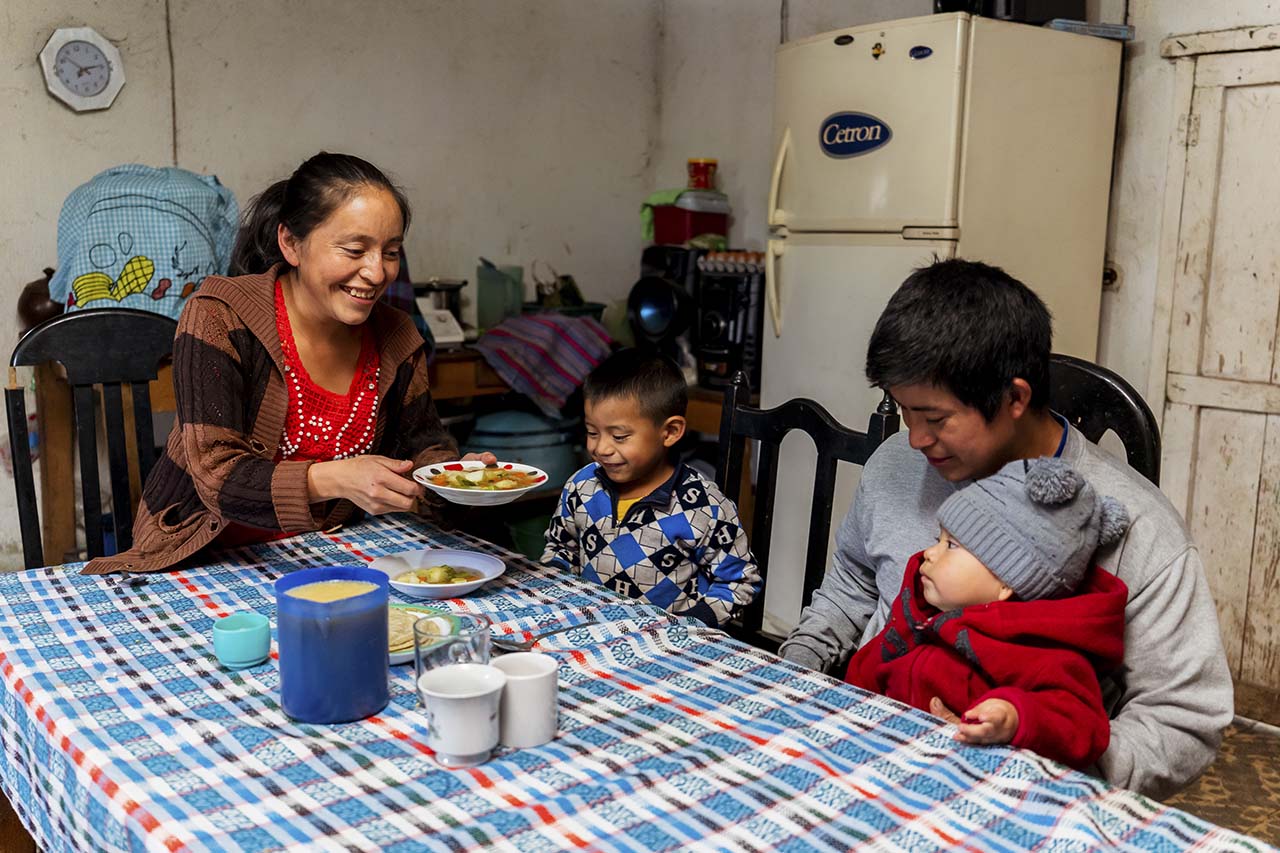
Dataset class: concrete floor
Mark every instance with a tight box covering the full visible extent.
[1165,718,1280,846]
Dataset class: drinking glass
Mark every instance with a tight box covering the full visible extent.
[413,612,491,690]
[413,613,498,766]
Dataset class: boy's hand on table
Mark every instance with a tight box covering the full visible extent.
[930,696,1019,744]
[461,451,498,465]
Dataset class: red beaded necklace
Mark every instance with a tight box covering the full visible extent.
[275,280,380,461]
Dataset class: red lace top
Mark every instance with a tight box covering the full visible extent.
[217,281,381,546]
[275,280,381,462]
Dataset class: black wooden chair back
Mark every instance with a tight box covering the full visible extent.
[6,309,177,569]
[715,371,899,648]
[1049,353,1161,486]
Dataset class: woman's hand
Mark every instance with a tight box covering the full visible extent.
[307,456,424,515]
[461,451,498,465]
[931,696,1019,745]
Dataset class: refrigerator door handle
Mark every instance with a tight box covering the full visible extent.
[766,238,785,337]
[768,128,791,228]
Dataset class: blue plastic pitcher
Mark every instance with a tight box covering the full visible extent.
[275,566,389,723]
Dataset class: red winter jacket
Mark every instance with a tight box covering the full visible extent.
[846,552,1128,769]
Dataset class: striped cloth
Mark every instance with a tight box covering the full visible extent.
[474,314,612,417]
[0,516,1267,853]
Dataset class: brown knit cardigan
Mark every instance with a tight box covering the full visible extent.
[82,267,459,575]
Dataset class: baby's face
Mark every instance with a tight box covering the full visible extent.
[918,528,1013,612]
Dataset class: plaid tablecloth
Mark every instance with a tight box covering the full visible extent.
[0,515,1267,853]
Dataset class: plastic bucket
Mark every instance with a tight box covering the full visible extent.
[275,566,390,724]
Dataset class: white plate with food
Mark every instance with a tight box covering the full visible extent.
[370,548,506,600]
[413,460,549,506]
[387,603,465,665]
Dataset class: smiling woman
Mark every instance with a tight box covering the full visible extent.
[83,153,492,576]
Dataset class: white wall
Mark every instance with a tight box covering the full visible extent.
[652,0,930,250]
[0,0,660,568]
[171,0,659,313]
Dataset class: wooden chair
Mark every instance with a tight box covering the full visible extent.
[715,371,899,650]
[1049,353,1161,485]
[6,309,177,569]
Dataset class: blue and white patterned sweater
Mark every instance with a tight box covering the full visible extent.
[541,463,760,627]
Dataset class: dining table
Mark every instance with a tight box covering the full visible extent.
[0,514,1266,852]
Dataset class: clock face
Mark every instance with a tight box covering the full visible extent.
[54,40,111,98]
[40,26,126,112]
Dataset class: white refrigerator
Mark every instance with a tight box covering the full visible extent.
[760,12,1121,638]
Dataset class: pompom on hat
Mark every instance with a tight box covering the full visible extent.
[936,457,1129,600]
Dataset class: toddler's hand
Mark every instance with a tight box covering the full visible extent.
[953,698,1019,745]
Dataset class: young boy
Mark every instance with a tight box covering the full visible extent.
[846,456,1129,770]
[541,348,760,628]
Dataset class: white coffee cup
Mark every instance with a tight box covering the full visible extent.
[492,652,559,748]
[416,663,507,767]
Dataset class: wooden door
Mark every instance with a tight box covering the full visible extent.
[1151,36,1280,707]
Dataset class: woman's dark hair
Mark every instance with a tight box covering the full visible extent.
[228,152,412,276]
[865,258,1053,421]
[583,348,688,423]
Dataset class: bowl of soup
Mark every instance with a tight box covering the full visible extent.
[369,548,506,599]
[413,460,548,506]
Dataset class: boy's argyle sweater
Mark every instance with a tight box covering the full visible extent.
[541,462,760,627]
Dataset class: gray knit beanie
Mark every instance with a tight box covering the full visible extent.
[936,457,1130,600]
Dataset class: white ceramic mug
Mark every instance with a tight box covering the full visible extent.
[492,652,559,749]
[416,663,507,767]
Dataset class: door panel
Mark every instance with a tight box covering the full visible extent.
[1166,85,1222,378]
[1158,401,1197,521]
[1161,46,1280,692]
[1245,415,1280,685]
[1199,85,1280,382]
[1187,409,1265,673]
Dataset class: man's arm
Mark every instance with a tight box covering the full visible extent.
[778,478,881,671]
[1100,544,1232,799]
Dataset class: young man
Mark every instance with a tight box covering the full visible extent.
[541,348,760,628]
[778,259,1232,799]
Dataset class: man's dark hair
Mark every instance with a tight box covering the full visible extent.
[583,348,688,423]
[865,258,1052,421]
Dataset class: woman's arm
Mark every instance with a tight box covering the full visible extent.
[306,456,423,514]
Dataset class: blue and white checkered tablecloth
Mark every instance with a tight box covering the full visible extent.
[0,516,1267,852]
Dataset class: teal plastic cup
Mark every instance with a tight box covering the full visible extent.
[212,612,271,670]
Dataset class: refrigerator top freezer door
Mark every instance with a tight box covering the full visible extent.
[771,14,968,233]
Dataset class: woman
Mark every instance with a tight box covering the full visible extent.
[85,152,487,574]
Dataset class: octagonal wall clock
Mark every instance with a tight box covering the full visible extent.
[39,26,126,112]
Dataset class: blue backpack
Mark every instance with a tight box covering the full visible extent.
[49,164,238,320]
